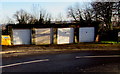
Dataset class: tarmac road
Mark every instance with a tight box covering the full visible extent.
[1,51,120,73]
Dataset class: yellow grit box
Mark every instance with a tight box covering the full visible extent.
[1,35,11,45]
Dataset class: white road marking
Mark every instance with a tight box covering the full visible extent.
[76,55,120,58]
[0,59,49,68]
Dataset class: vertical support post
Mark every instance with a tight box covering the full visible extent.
[50,28,54,44]
[8,26,13,45]
[0,27,1,45]
[31,28,35,45]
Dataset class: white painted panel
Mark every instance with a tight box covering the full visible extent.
[118,32,120,37]
[79,27,95,42]
[57,28,74,44]
[35,28,53,44]
[13,29,31,45]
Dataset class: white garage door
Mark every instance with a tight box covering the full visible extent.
[57,28,74,44]
[12,29,31,45]
[34,28,53,45]
[79,27,95,42]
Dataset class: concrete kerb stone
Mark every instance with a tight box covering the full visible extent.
[0,50,24,54]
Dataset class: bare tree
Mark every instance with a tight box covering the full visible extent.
[13,9,32,24]
[13,5,52,24]
[67,3,94,24]
[31,4,52,24]
[58,13,63,22]
[112,1,120,26]
[91,2,117,30]
[67,6,83,22]
[54,13,65,24]
[6,17,15,24]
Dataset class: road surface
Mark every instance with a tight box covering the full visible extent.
[1,51,120,72]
